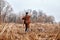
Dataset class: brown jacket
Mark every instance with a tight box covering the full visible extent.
[22,15,31,24]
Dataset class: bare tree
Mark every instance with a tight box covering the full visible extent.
[2,5,13,23]
[0,0,5,24]
[46,16,55,23]
[32,10,38,23]
[38,10,43,17]
[1,0,13,23]
[5,13,16,23]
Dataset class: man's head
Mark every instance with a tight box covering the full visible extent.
[26,12,28,15]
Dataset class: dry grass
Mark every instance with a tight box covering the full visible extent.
[0,23,60,40]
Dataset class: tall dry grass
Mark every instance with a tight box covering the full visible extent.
[0,23,60,40]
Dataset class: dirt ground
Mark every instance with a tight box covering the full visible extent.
[0,23,60,40]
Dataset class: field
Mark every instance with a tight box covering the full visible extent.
[0,23,60,40]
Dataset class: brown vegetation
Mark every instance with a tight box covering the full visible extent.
[0,23,60,40]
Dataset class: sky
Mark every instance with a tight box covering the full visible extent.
[6,0,60,22]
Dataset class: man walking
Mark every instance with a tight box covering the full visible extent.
[22,12,31,32]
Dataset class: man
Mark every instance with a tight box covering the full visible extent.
[22,12,31,32]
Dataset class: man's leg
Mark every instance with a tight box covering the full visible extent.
[25,24,27,31]
[25,24,30,32]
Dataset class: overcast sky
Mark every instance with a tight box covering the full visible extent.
[6,0,60,22]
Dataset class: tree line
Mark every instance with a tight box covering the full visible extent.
[2,9,55,24]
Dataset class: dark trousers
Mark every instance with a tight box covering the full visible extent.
[25,24,29,32]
